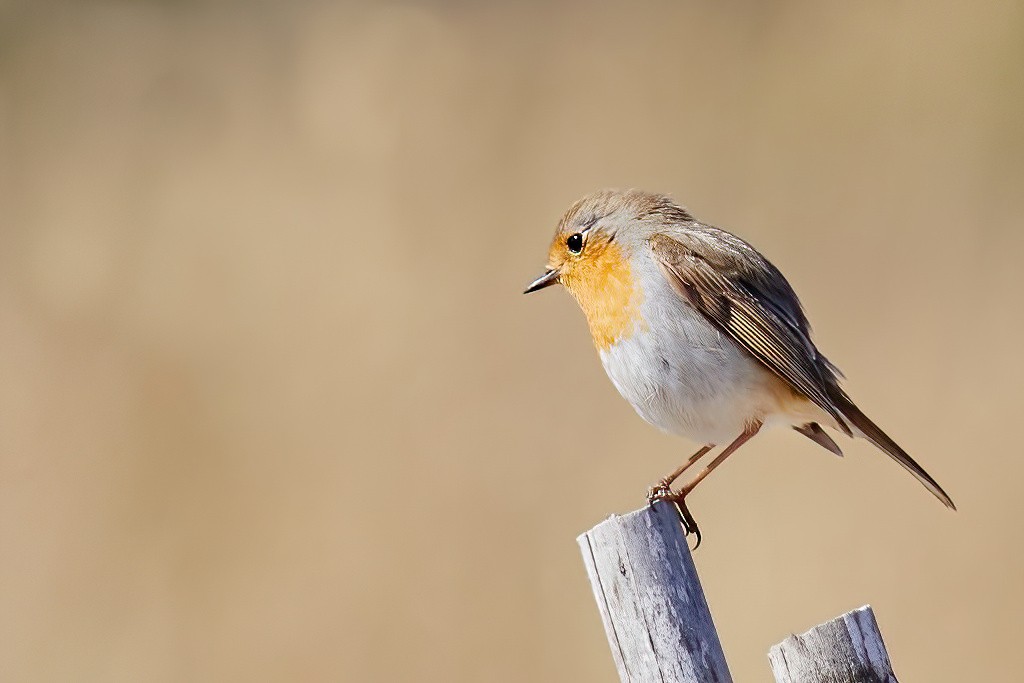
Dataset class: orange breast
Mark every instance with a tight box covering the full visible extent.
[560,242,643,351]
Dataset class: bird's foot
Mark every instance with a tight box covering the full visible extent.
[647,484,702,550]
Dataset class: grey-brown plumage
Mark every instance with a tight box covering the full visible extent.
[650,232,851,434]
[649,226,955,510]
[794,422,843,456]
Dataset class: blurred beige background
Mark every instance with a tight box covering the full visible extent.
[1,0,1022,681]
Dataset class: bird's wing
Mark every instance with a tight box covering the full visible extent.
[649,231,851,434]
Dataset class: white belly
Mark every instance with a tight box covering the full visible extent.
[598,290,785,445]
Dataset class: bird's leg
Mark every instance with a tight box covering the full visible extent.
[658,421,763,548]
[648,444,714,504]
[668,421,763,500]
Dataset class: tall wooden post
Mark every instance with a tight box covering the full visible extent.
[577,501,732,683]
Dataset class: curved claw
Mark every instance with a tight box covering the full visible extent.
[647,484,703,550]
[676,500,702,551]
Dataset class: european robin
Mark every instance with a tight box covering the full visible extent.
[526,189,954,546]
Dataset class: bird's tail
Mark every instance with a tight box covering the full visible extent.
[827,385,956,510]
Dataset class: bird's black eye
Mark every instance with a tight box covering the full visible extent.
[566,233,584,254]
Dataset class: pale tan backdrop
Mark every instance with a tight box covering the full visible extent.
[2,1,1022,681]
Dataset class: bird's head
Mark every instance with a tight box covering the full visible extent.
[525,189,691,350]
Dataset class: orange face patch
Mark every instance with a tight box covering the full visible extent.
[551,239,643,351]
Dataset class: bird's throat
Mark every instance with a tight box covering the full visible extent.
[561,243,643,351]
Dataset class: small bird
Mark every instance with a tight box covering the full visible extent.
[526,189,954,546]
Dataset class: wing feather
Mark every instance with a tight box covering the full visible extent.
[649,232,851,434]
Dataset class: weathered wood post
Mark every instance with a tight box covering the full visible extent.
[768,606,898,683]
[577,501,732,683]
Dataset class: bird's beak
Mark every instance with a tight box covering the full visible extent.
[524,268,560,294]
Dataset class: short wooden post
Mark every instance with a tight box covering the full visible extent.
[577,501,732,683]
[768,605,898,683]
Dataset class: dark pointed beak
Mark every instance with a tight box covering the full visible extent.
[524,268,560,294]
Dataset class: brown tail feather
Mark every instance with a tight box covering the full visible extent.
[828,387,956,510]
[794,422,843,456]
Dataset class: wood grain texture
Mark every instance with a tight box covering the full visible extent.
[768,606,898,683]
[577,502,732,683]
